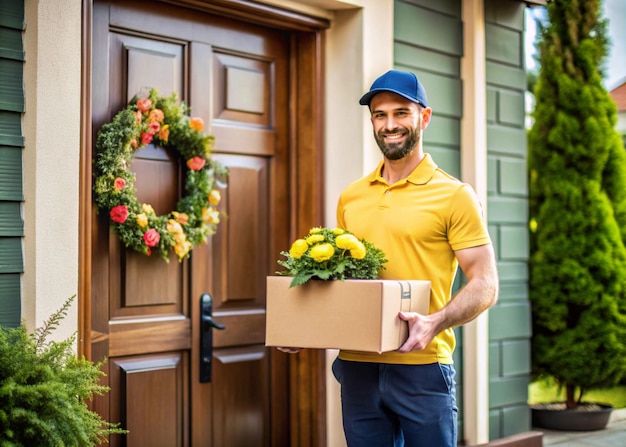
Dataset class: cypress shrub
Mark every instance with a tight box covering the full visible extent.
[528,0,626,409]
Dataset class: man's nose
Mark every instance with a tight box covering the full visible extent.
[382,116,399,130]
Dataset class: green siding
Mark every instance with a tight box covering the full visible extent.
[0,0,24,328]
[394,42,460,78]
[499,157,527,196]
[498,90,526,127]
[395,2,462,57]
[486,23,523,67]
[488,196,528,224]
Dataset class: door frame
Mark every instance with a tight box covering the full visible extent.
[78,0,329,444]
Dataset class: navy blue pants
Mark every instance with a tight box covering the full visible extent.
[332,358,458,447]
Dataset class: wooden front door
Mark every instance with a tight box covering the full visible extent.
[87,1,327,445]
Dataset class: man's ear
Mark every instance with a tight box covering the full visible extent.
[421,107,433,128]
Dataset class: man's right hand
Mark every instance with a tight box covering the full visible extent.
[276,347,303,353]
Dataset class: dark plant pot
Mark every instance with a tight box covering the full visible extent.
[531,403,613,431]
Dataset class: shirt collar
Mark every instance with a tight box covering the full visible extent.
[367,153,438,185]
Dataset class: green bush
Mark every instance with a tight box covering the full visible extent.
[528,0,626,409]
[0,296,126,446]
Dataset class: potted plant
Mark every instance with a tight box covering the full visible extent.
[0,295,126,445]
[528,0,626,431]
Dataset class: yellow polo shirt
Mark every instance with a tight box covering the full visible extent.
[336,153,491,365]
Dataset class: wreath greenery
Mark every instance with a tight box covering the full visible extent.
[94,88,228,263]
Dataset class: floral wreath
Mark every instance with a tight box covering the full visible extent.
[94,88,228,263]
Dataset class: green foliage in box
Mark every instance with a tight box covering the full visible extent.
[528,0,626,409]
[0,296,126,446]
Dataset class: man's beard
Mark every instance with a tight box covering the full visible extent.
[374,125,421,161]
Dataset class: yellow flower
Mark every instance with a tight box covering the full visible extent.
[142,204,155,215]
[289,239,309,259]
[202,207,220,224]
[172,211,189,225]
[136,213,148,228]
[175,240,192,259]
[167,219,183,234]
[336,233,359,250]
[174,232,187,244]
[208,190,221,206]
[350,241,367,259]
[310,243,335,262]
[332,228,345,235]
[189,117,204,131]
[309,227,323,234]
[158,124,170,142]
[306,234,324,244]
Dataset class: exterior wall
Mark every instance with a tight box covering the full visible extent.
[1,0,82,337]
[21,0,82,339]
[484,0,532,439]
[0,0,25,328]
[4,0,534,443]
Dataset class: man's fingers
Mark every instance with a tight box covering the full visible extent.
[276,347,302,354]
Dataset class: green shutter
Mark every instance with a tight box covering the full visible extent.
[0,0,24,328]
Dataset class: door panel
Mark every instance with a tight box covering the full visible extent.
[213,346,269,446]
[92,1,292,445]
[211,51,277,156]
[109,354,187,447]
[211,154,269,306]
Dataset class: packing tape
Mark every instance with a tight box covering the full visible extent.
[398,281,412,313]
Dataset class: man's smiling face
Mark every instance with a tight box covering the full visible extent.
[369,92,427,160]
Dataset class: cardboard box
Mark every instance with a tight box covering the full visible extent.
[265,276,431,353]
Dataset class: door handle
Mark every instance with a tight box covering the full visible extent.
[200,293,225,383]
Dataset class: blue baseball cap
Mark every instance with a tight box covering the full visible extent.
[359,70,428,108]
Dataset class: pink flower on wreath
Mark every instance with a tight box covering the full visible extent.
[148,121,160,134]
[136,98,152,113]
[114,177,126,191]
[186,156,206,171]
[110,205,129,224]
[143,228,161,247]
[141,131,154,146]
[135,111,143,123]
